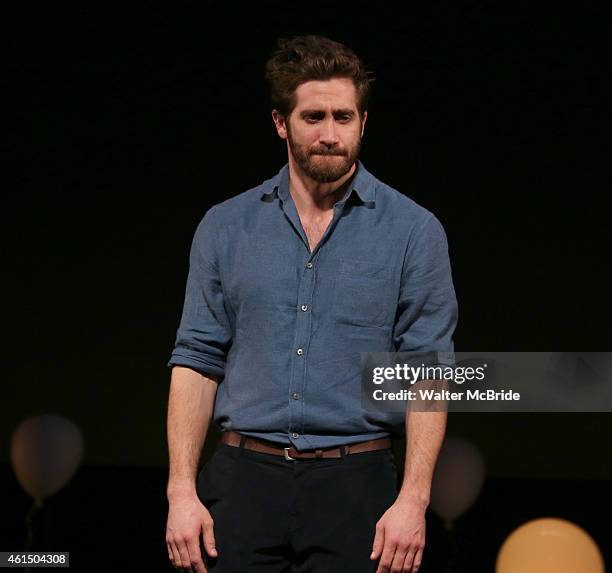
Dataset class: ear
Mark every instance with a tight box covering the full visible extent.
[360,111,368,138]
[272,110,288,140]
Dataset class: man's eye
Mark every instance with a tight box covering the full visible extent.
[305,117,320,123]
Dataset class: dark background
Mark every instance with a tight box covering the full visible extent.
[4,2,611,571]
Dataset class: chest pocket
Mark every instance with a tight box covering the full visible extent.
[332,259,393,328]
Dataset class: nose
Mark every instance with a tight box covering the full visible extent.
[318,118,339,147]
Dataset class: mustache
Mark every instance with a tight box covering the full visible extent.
[309,149,346,156]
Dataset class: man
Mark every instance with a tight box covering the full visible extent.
[165,35,458,573]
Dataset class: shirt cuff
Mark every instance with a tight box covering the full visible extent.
[167,352,225,380]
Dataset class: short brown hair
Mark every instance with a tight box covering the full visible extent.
[265,35,373,118]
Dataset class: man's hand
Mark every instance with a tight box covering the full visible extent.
[370,497,426,573]
[166,491,217,572]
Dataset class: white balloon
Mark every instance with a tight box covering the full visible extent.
[430,436,485,526]
[10,414,84,505]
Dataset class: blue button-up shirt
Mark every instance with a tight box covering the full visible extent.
[167,160,458,450]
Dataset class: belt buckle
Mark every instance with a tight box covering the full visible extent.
[284,447,296,461]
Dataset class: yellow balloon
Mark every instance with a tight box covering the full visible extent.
[496,518,605,573]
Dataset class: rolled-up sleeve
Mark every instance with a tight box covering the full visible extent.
[393,213,458,356]
[167,206,232,379]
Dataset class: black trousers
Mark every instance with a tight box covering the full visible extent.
[196,442,399,573]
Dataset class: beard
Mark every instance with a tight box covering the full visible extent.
[287,125,361,183]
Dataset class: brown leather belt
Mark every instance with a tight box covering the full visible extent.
[220,430,391,460]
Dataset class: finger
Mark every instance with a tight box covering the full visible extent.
[187,536,207,573]
[401,547,417,572]
[177,539,194,571]
[371,523,385,560]
[202,519,218,558]
[168,540,182,569]
[411,547,424,572]
[389,545,407,573]
[376,544,396,573]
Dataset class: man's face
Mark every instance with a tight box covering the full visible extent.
[274,78,367,183]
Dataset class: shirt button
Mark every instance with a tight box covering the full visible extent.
[292,432,300,438]
[296,348,304,356]
[292,392,300,400]
[300,304,309,312]
[306,262,313,269]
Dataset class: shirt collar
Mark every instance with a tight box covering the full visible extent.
[260,160,376,207]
